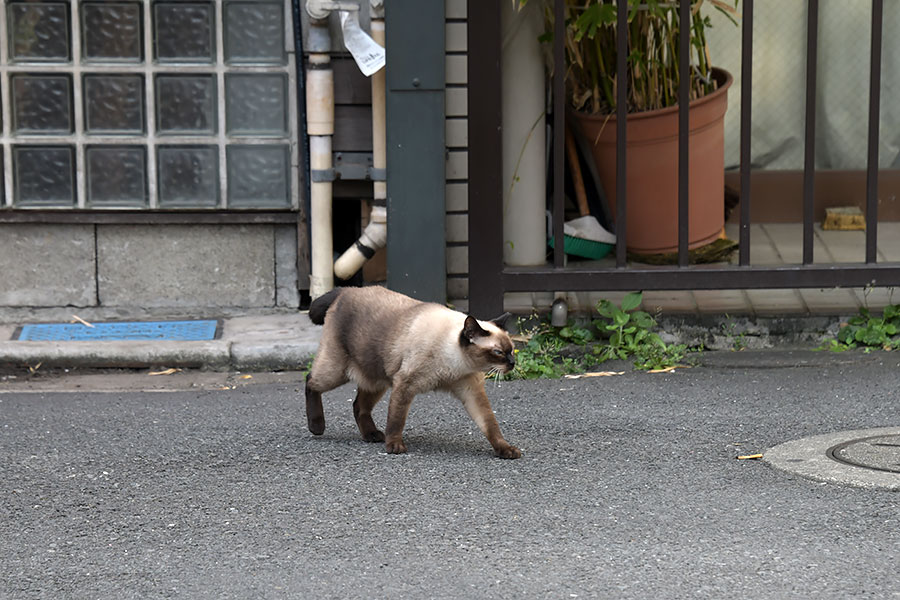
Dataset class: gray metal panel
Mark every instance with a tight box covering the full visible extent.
[386,90,446,301]
[386,0,445,91]
[385,0,446,302]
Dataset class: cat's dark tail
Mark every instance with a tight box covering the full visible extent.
[308,288,342,325]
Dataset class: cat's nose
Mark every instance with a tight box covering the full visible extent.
[506,352,515,369]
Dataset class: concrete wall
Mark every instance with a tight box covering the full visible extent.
[0,224,299,309]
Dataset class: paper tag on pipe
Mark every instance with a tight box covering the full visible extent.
[339,11,385,77]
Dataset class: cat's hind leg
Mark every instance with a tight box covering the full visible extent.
[353,386,387,443]
[305,355,349,436]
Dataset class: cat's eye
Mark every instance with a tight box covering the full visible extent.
[491,348,504,357]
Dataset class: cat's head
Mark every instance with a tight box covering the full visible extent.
[460,313,516,375]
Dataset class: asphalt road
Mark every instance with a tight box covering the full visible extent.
[2,351,899,599]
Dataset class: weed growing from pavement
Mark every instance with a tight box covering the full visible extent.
[505,292,688,379]
[593,292,687,370]
[721,315,748,351]
[819,303,900,353]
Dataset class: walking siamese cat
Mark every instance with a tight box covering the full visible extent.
[305,286,521,459]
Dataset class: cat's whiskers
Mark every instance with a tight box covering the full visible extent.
[485,366,505,384]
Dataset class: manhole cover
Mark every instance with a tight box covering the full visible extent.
[763,427,900,491]
[828,435,900,474]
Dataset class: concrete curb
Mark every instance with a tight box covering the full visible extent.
[0,340,320,371]
[0,340,232,369]
[230,341,319,371]
[0,313,322,371]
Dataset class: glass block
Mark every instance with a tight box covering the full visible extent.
[86,146,146,207]
[156,75,217,134]
[227,145,290,208]
[84,75,145,133]
[81,2,143,62]
[157,145,219,207]
[224,1,285,64]
[225,74,287,136]
[154,2,214,63]
[13,146,75,207]
[12,75,72,134]
[8,2,70,62]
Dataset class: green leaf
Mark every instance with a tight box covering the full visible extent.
[613,312,630,327]
[621,291,643,312]
[596,299,617,319]
[631,311,656,329]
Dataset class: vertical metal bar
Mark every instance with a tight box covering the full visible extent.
[553,0,565,268]
[0,0,10,207]
[866,0,883,264]
[615,0,628,267]
[802,0,819,265]
[677,0,690,266]
[739,0,754,267]
[290,0,311,287]
[466,0,504,317]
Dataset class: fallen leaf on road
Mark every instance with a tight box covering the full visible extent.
[737,454,763,460]
[564,371,625,379]
[149,368,181,376]
[70,315,95,328]
[648,366,679,373]
[240,375,253,380]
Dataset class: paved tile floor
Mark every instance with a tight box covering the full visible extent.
[503,223,900,316]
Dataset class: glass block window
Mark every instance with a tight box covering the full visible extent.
[0,1,299,210]
[81,3,142,63]
[227,144,289,207]
[224,1,284,65]
[9,2,71,62]
[84,74,145,133]
[157,145,219,207]
[86,145,146,207]
[153,2,215,63]
[13,145,75,206]
[156,74,217,134]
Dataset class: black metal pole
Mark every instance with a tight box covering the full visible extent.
[677,0,690,266]
[615,0,628,267]
[466,0,504,316]
[290,0,312,294]
[802,0,819,265]
[553,0,566,268]
[866,0,883,264]
[739,0,754,267]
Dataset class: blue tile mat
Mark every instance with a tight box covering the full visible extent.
[17,320,220,342]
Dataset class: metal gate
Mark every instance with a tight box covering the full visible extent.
[466,0,900,317]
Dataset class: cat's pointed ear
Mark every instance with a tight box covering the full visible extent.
[490,312,513,331]
[463,315,489,343]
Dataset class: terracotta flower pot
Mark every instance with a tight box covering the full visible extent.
[571,68,733,254]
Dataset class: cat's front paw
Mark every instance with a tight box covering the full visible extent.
[385,438,408,454]
[494,444,521,459]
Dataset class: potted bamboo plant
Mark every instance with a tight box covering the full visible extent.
[548,0,739,255]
